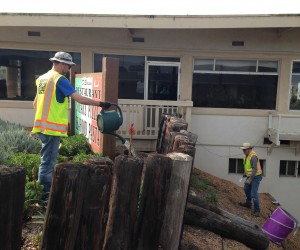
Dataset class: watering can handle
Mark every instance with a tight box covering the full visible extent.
[99,101,111,109]
[110,103,123,120]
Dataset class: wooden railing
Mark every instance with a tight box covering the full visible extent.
[117,99,193,139]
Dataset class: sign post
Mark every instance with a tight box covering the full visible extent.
[74,58,119,159]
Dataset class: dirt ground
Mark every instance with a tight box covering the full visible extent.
[21,168,300,250]
[182,168,300,250]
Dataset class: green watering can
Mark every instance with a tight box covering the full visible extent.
[97,102,126,143]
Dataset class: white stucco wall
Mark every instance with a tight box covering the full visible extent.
[190,114,300,222]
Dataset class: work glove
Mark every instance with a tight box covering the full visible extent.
[245,177,252,185]
[99,101,111,109]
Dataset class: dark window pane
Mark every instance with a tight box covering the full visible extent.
[260,160,265,175]
[237,159,244,173]
[292,61,300,73]
[147,56,180,62]
[287,161,296,176]
[94,54,103,72]
[0,49,80,101]
[289,74,300,110]
[229,158,236,173]
[279,161,287,175]
[298,162,300,176]
[192,73,278,109]
[148,65,178,100]
[94,54,145,99]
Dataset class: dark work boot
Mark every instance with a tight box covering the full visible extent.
[252,211,260,217]
[239,201,251,209]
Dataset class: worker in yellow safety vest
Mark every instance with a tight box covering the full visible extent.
[32,51,111,202]
[238,142,263,217]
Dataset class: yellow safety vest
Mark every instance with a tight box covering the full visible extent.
[32,70,69,137]
[244,150,262,176]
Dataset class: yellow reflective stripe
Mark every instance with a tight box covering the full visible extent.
[41,74,60,121]
[34,120,68,132]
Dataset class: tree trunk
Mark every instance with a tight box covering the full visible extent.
[134,153,172,250]
[184,196,269,250]
[103,155,144,250]
[75,157,114,250]
[159,153,193,250]
[40,163,88,250]
[0,165,25,250]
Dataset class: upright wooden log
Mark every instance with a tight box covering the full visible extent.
[161,117,188,154]
[168,130,198,154]
[40,163,88,250]
[156,114,171,153]
[103,155,144,250]
[0,165,25,250]
[75,157,113,250]
[159,153,193,250]
[134,153,172,250]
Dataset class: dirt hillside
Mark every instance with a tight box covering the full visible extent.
[182,168,300,250]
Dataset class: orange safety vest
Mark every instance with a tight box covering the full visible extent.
[32,70,69,137]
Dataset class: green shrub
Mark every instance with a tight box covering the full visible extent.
[59,134,92,157]
[0,150,9,164]
[6,152,40,181]
[24,181,44,210]
[71,152,104,163]
[0,119,41,156]
[190,174,210,191]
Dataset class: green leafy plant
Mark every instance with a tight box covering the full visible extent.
[190,174,210,191]
[190,174,218,205]
[6,152,40,181]
[59,134,92,157]
[71,152,104,163]
[24,181,44,210]
[205,189,218,205]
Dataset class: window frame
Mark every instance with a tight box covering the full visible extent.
[279,160,299,177]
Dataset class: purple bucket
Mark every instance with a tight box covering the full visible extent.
[262,207,297,244]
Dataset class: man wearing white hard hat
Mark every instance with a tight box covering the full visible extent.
[32,51,111,202]
[239,142,263,217]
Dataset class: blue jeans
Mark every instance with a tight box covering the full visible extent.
[244,175,263,212]
[37,133,61,199]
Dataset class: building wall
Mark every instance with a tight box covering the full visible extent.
[190,114,300,222]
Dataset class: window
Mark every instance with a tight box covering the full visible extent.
[0,49,80,101]
[94,54,180,100]
[289,61,300,110]
[279,160,299,177]
[229,158,266,176]
[192,59,278,109]
[229,158,244,174]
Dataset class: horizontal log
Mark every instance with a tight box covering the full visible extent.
[185,196,269,250]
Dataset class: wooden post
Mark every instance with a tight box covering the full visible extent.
[156,114,171,153]
[103,155,144,250]
[75,157,113,250]
[161,117,188,154]
[40,163,88,250]
[134,153,172,250]
[159,153,193,250]
[0,165,25,250]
